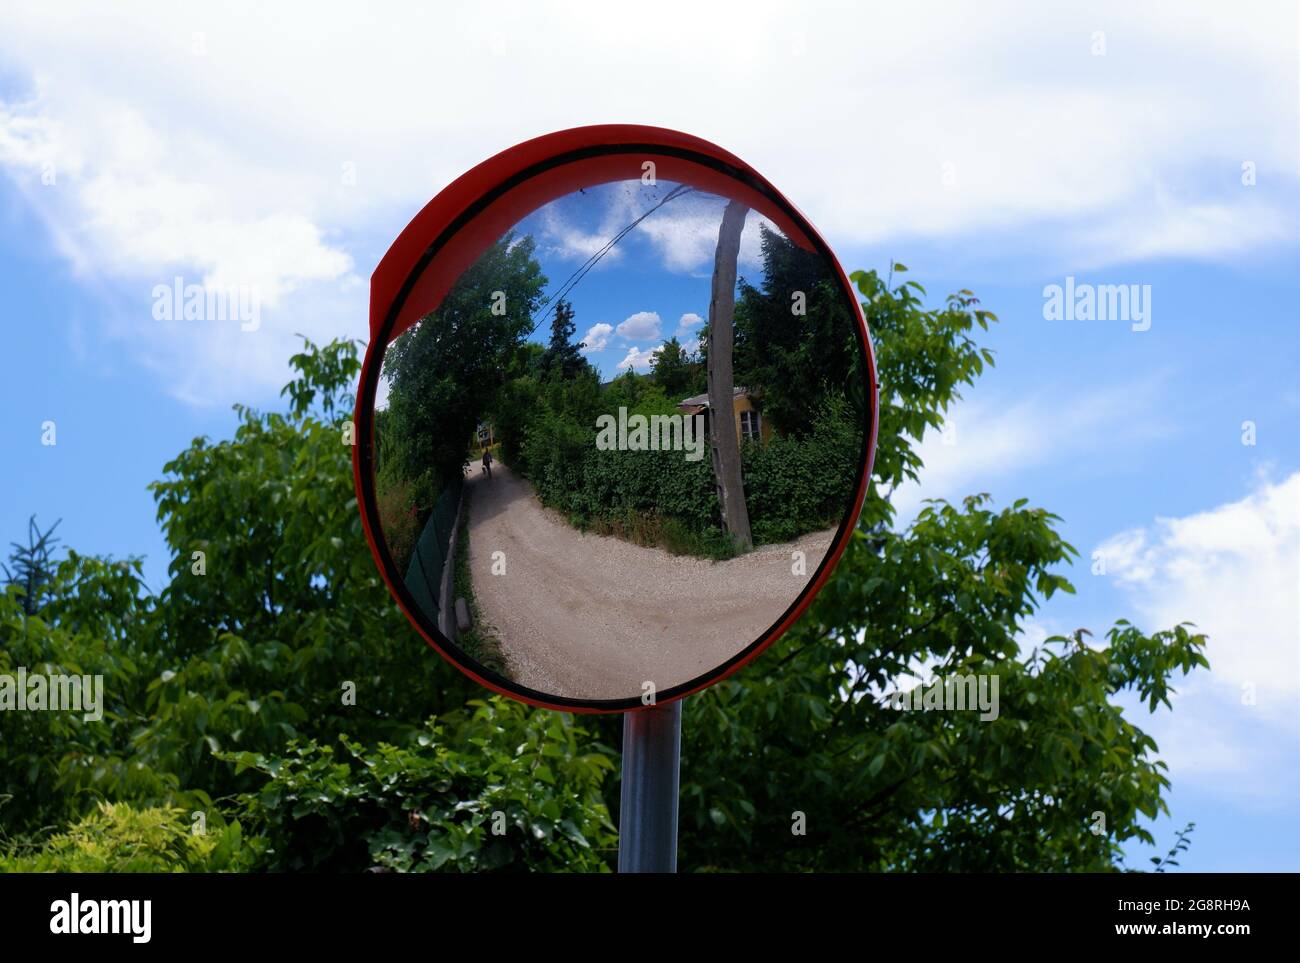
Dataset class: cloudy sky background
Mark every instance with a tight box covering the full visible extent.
[1,1,1297,869]
[512,181,780,377]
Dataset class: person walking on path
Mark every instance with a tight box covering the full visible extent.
[481,446,493,479]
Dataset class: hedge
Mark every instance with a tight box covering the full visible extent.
[519,394,861,549]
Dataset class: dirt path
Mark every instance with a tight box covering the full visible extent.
[463,460,834,701]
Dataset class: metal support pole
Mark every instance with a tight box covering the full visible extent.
[618,699,682,873]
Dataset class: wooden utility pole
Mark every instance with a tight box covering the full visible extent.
[706,200,752,552]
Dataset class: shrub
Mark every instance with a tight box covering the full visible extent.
[587,509,737,560]
[742,391,861,536]
[375,474,419,573]
[0,802,259,873]
[516,391,862,553]
[222,699,617,872]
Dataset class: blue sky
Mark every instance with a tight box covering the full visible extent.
[2,1,1297,870]
[510,182,776,380]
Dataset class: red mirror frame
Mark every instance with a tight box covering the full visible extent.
[353,124,879,713]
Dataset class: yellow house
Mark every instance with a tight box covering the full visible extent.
[677,387,773,445]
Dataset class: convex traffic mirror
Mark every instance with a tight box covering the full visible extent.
[354,126,878,711]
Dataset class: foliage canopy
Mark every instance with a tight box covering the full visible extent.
[0,264,1207,872]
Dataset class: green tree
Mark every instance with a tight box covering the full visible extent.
[1,336,617,872]
[650,336,693,398]
[0,550,160,831]
[539,298,588,381]
[733,225,858,436]
[673,265,1208,871]
[382,233,547,485]
[0,263,1207,872]
[603,368,643,409]
[2,516,62,615]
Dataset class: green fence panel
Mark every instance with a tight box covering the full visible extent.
[403,477,462,625]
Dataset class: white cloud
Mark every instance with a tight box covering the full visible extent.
[677,311,705,334]
[1069,195,1297,268]
[0,1,1295,403]
[0,93,78,174]
[890,374,1178,522]
[539,203,627,264]
[1096,471,1300,707]
[0,91,354,301]
[632,198,772,274]
[616,310,661,341]
[1094,472,1300,801]
[0,82,357,406]
[580,322,612,353]
[539,186,773,276]
[616,344,662,372]
[1128,697,1299,802]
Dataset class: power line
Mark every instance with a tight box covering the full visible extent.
[528,184,695,338]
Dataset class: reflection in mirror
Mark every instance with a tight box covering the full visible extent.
[372,176,867,702]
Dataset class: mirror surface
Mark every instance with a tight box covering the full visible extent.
[369,171,870,703]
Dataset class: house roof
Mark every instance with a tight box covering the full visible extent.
[677,386,750,408]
